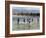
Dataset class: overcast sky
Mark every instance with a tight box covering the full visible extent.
[12,7,40,14]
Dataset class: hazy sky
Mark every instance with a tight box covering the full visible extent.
[12,7,40,13]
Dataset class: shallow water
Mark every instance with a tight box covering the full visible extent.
[12,15,40,31]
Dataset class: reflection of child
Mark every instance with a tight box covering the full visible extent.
[17,18,33,24]
[27,18,31,23]
[37,18,39,22]
[32,18,33,21]
[17,18,19,24]
[23,18,25,23]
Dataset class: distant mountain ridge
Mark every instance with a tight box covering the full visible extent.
[12,7,40,16]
